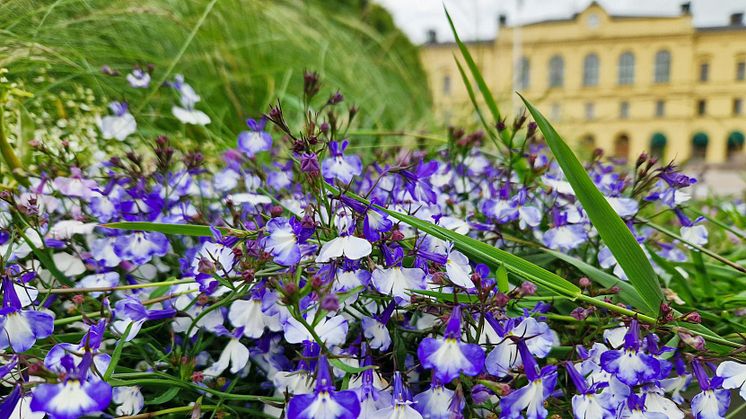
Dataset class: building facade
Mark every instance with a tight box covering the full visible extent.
[420,2,746,164]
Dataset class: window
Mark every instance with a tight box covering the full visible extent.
[583,53,599,86]
[618,52,635,85]
[442,75,451,95]
[654,50,671,83]
[517,57,530,89]
[697,99,706,116]
[655,100,666,117]
[692,132,708,160]
[650,133,667,159]
[699,63,709,82]
[585,102,595,120]
[614,134,630,160]
[549,55,564,88]
[738,61,746,81]
[620,101,630,119]
[735,98,744,115]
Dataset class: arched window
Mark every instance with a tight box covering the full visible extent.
[583,53,599,86]
[614,134,630,161]
[650,132,667,159]
[517,56,530,89]
[692,132,709,160]
[549,55,564,88]
[654,50,671,83]
[618,52,635,85]
[727,131,745,160]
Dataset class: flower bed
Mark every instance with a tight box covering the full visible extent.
[0,69,745,419]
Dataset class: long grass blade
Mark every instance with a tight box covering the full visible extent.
[519,94,663,315]
[101,222,232,237]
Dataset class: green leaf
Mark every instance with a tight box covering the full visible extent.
[145,387,180,405]
[444,7,501,126]
[329,358,376,374]
[453,58,494,142]
[496,264,509,293]
[411,289,479,304]
[519,94,663,315]
[104,323,133,380]
[101,222,225,237]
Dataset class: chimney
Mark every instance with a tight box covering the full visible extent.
[426,29,437,44]
[730,12,744,26]
[680,2,691,15]
[498,14,508,27]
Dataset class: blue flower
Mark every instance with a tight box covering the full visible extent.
[484,314,555,378]
[287,355,360,419]
[373,371,422,418]
[400,160,439,203]
[99,101,136,141]
[565,362,616,419]
[716,360,746,401]
[30,352,113,419]
[322,140,362,184]
[542,210,587,251]
[238,117,273,157]
[618,394,667,419]
[417,306,485,383]
[413,379,459,419]
[690,359,730,419]
[499,340,558,419]
[0,277,54,353]
[126,67,150,88]
[263,217,315,266]
[113,231,170,265]
[371,244,426,304]
[600,319,661,387]
[169,74,211,125]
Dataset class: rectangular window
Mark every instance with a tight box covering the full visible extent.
[518,58,530,89]
[738,62,746,81]
[655,100,665,117]
[697,99,706,116]
[735,98,744,115]
[699,63,709,82]
[443,75,451,95]
[620,101,629,119]
[585,102,595,120]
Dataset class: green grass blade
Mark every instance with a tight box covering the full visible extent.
[101,222,229,237]
[519,94,663,315]
[453,58,495,143]
[104,322,133,380]
[444,7,501,125]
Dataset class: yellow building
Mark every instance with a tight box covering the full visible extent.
[420,2,746,164]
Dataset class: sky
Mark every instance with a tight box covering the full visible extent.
[375,0,746,44]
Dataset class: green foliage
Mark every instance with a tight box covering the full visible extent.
[0,0,432,146]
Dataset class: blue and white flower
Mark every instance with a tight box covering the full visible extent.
[100,101,136,141]
[286,356,360,419]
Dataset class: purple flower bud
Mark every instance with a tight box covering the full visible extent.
[320,294,339,311]
[300,153,320,176]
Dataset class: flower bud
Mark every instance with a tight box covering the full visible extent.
[578,277,591,288]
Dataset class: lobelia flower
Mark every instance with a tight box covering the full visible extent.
[229,295,274,339]
[600,319,661,387]
[399,160,439,204]
[77,271,120,297]
[690,359,730,419]
[126,67,151,88]
[0,277,54,353]
[417,306,485,383]
[45,320,111,379]
[716,360,746,401]
[675,209,708,246]
[413,378,458,419]
[322,140,362,184]
[542,209,587,251]
[99,101,136,141]
[618,394,667,419]
[287,355,361,419]
[53,167,98,200]
[316,234,372,263]
[373,371,423,418]
[361,301,396,351]
[499,339,558,419]
[113,231,170,265]
[640,386,683,419]
[264,217,315,266]
[371,244,426,304]
[484,314,555,377]
[111,297,177,341]
[169,74,211,125]
[284,314,349,347]
[112,386,145,416]
[203,326,250,377]
[444,243,474,288]
[238,117,273,157]
[659,354,692,404]
[339,196,393,242]
[565,362,616,419]
[30,352,112,419]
